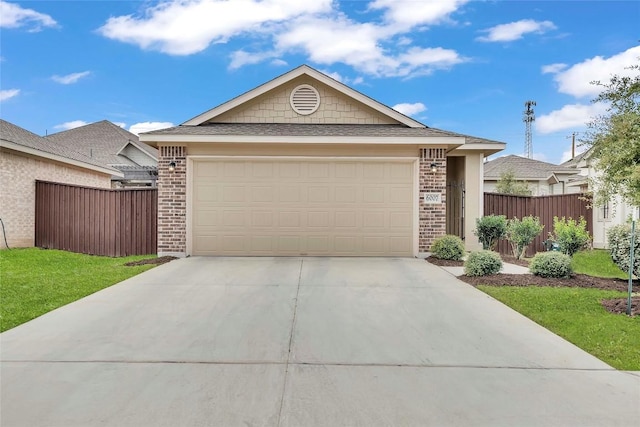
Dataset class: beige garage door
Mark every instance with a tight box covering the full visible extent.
[190,158,415,256]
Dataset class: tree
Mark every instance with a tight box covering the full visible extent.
[582,63,640,207]
[495,170,532,196]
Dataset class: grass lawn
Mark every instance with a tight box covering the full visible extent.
[479,285,640,370]
[0,248,157,332]
[572,249,628,279]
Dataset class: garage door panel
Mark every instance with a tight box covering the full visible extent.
[191,159,415,256]
[223,187,246,202]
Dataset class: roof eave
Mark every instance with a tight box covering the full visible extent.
[140,134,465,147]
[449,142,506,156]
[1,139,124,177]
[182,65,424,128]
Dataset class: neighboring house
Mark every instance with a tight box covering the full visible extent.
[484,155,580,196]
[563,150,638,248]
[0,119,118,248]
[46,120,159,188]
[140,65,505,257]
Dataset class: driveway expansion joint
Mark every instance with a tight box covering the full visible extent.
[276,258,304,426]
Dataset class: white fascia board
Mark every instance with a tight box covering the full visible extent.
[115,141,158,162]
[141,134,465,146]
[449,143,506,156]
[182,65,424,128]
[1,139,124,177]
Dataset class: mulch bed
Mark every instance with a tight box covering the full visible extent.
[427,256,639,316]
[124,256,177,266]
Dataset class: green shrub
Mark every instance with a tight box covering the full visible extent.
[550,216,591,256]
[464,250,503,276]
[607,224,639,277]
[529,252,573,278]
[506,216,544,259]
[474,215,507,250]
[431,235,465,260]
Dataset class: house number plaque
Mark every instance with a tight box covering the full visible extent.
[423,193,441,204]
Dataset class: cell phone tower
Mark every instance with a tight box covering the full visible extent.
[523,100,536,159]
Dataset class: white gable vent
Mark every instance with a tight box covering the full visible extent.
[290,84,320,115]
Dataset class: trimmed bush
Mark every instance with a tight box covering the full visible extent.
[506,215,544,259]
[464,250,503,277]
[529,252,573,278]
[431,235,465,260]
[550,216,591,256]
[474,215,507,250]
[607,224,639,277]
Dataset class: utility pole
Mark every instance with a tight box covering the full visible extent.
[566,132,577,159]
[523,100,536,159]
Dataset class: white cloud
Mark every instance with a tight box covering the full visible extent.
[51,71,91,85]
[0,88,20,101]
[276,16,467,77]
[551,45,640,98]
[369,0,468,28]
[128,122,174,135]
[536,103,607,134]
[97,0,470,78]
[0,1,57,31]
[54,120,88,131]
[541,63,567,74]
[392,102,426,116]
[98,0,332,56]
[477,19,556,42]
[229,50,277,70]
[113,122,127,128]
[270,58,288,67]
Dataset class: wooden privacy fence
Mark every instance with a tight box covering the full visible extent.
[484,193,593,257]
[35,181,157,256]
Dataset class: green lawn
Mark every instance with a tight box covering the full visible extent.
[479,285,640,370]
[0,248,157,332]
[572,249,628,279]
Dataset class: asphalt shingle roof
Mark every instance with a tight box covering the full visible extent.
[46,120,157,167]
[484,155,578,179]
[143,123,505,145]
[0,119,114,171]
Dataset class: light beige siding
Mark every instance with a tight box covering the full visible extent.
[189,157,415,256]
[209,76,398,125]
[0,149,111,248]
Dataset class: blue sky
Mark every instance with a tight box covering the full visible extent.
[1,0,638,164]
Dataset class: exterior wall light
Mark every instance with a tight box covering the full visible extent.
[430,162,438,173]
[168,161,176,172]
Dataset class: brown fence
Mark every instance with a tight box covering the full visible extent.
[35,181,157,257]
[484,193,593,257]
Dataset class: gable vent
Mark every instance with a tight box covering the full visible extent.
[290,84,320,115]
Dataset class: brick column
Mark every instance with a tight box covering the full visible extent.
[157,146,186,256]
[419,148,447,253]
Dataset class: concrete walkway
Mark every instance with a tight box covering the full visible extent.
[1,257,638,426]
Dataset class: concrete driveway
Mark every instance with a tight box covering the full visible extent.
[1,257,638,426]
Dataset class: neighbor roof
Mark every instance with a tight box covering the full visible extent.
[46,120,158,168]
[0,119,120,176]
[484,155,579,180]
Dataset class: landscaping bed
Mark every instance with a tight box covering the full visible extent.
[124,256,177,266]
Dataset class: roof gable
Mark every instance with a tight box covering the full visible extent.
[183,65,424,128]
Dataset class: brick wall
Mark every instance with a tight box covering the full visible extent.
[0,149,111,248]
[157,146,187,256]
[418,148,447,252]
